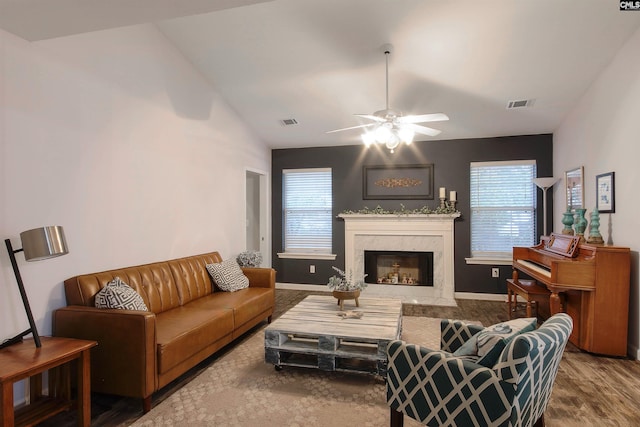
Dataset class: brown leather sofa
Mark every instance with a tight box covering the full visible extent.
[53,251,275,412]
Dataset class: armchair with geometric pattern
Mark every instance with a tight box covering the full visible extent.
[386,313,573,427]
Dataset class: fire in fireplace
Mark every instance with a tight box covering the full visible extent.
[364,250,434,286]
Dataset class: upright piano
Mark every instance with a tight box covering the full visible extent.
[512,233,630,356]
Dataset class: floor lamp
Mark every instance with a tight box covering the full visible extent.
[533,178,559,237]
[1,225,69,350]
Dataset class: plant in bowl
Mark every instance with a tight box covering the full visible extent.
[327,267,367,310]
[236,250,263,267]
[327,267,367,291]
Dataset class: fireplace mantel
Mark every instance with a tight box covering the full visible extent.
[339,213,460,305]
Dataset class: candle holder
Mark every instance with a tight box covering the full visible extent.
[448,200,457,211]
[439,197,446,209]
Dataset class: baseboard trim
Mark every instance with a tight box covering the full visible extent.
[454,292,507,302]
[276,282,327,291]
[629,344,640,361]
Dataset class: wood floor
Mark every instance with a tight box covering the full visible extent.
[38,289,640,426]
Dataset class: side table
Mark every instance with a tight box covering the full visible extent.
[0,336,97,427]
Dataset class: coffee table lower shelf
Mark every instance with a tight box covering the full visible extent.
[265,332,391,376]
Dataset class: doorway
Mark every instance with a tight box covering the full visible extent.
[245,169,269,267]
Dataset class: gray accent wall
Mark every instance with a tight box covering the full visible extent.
[272,134,553,295]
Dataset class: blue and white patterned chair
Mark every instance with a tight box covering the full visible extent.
[386,313,573,427]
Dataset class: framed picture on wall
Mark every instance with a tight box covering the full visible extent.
[565,166,584,211]
[363,164,434,200]
[596,172,615,213]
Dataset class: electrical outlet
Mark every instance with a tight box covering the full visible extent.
[310,265,316,273]
[492,268,500,278]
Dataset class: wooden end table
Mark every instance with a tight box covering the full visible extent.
[0,336,97,427]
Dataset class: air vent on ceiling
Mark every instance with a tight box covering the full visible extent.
[280,118,298,126]
[506,99,535,109]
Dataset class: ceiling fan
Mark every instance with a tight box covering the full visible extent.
[327,44,449,153]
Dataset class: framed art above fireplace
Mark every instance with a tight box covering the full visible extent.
[363,164,434,200]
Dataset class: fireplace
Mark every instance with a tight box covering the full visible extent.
[364,250,433,286]
[339,213,460,305]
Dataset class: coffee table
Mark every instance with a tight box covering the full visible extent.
[265,295,402,377]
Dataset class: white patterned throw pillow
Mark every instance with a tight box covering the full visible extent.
[206,258,249,292]
[95,277,148,311]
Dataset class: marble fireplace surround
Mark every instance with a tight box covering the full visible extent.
[339,213,460,306]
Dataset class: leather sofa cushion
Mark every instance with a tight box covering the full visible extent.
[168,252,222,305]
[187,287,275,329]
[155,306,234,375]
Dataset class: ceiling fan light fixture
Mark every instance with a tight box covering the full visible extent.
[362,123,413,152]
[362,131,375,147]
[375,125,392,144]
[385,136,400,153]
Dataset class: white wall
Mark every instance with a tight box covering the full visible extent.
[0,23,270,355]
[554,27,640,358]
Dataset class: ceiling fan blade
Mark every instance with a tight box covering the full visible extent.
[406,123,442,137]
[326,123,374,134]
[398,113,449,124]
[354,114,386,122]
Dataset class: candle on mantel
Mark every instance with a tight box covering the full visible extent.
[450,190,457,202]
[439,187,446,198]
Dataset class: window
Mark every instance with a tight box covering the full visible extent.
[469,160,536,261]
[280,168,334,259]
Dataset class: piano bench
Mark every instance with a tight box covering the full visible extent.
[507,278,550,320]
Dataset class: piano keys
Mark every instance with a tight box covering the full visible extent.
[512,233,630,357]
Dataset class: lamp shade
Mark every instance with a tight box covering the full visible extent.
[533,177,559,190]
[20,226,68,261]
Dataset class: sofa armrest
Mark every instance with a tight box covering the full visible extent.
[242,267,276,289]
[52,305,157,400]
[386,340,515,426]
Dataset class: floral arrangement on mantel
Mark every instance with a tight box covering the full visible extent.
[327,267,368,292]
[340,204,459,216]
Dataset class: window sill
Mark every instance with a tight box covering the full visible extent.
[465,257,513,266]
[277,252,337,261]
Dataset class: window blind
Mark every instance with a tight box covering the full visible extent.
[470,160,536,258]
[283,168,332,254]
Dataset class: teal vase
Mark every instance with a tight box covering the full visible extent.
[574,208,587,242]
[561,208,574,235]
[587,207,604,244]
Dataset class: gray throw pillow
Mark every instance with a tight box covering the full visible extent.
[453,317,537,367]
[206,258,249,292]
[95,277,148,311]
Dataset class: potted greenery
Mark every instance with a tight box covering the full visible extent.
[236,250,263,267]
[327,267,367,310]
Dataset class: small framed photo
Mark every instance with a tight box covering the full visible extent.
[596,172,615,213]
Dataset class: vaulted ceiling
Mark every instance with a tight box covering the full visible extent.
[1,0,639,149]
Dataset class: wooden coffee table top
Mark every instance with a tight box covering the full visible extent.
[267,295,402,341]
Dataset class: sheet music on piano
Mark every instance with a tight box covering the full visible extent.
[543,233,580,257]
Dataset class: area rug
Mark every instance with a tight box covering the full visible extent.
[131,317,477,427]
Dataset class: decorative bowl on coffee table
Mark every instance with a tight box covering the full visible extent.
[332,290,360,310]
